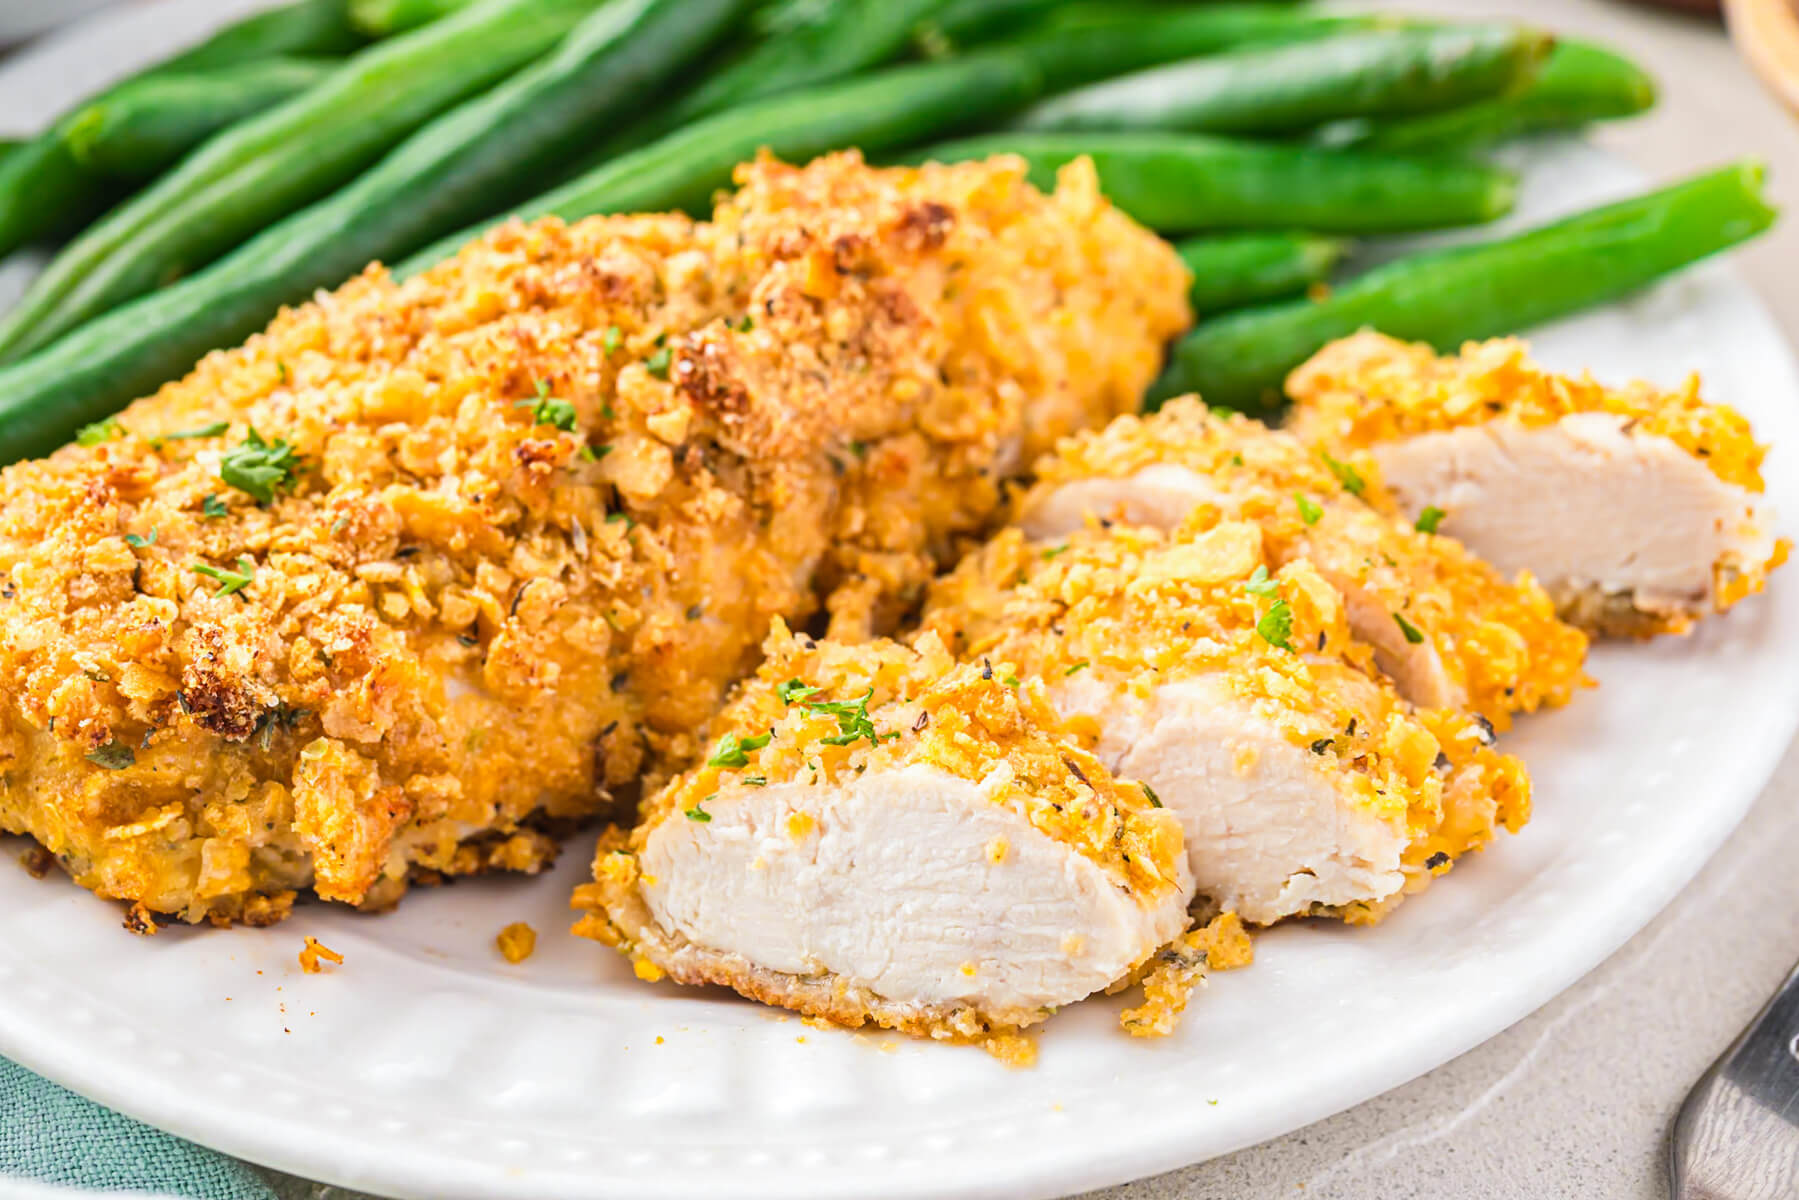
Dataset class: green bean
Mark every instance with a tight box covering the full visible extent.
[1320,40,1656,154]
[913,0,1071,51]
[400,52,1043,274]
[63,59,336,180]
[157,0,362,71]
[1151,161,1776,412]
[1010,25,1551,136]
[349,0,472,36]
[905,132,1517,234]
[0,0,599,364]
[0,0,361,259]
[1177,232,1348,314]
[989,5,1381,92]
[586,0,948,162]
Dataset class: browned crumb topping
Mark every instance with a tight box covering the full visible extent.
[1025,399,1590,727]
[298,935,343,974]
[0,150,1188,925]
[1286,331,1768,493]
[921,519,1530,897]
[496,921,537,964]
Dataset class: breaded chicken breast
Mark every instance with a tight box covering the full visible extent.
[1285,333,1785,637]
[1015,399,1589,727]
[575,625,1192,1040]
[921,521,1530,926]
[0,152,1190,927]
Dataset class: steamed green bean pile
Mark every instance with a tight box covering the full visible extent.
[0,0,1771,460]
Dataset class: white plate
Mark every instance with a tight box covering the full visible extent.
[2,7,1798,1199]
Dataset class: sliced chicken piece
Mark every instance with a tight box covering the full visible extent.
[1285,332,1786,637]
[921,521,1529,926]
[574,627,1193,1040]
[1017,399,1588,728]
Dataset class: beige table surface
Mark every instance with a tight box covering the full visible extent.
[3,0,1791,1196]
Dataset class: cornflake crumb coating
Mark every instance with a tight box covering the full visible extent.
[920,519,1531,923]
[1024,399,1590,728]
[1286,331,1767,492]
[0,151,1189,925]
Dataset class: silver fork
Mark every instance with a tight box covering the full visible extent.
[1671,957,1799,1199]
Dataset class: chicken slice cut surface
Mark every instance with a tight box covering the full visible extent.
[0,151,1189,927]
[575,628,1193,1040]
[921,521,1530,926]
[1285,332,1786,637]
[1017,400,1588,727]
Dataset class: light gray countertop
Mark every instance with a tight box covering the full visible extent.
[23,1,1785,1196]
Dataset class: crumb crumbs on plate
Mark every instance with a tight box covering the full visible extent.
[983,1033,1037,1069]
[496,921,536,964]
[298,935,343,974]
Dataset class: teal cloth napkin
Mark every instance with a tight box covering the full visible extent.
[1,1057,275,1200]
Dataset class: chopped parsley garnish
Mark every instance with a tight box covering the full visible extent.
[191,556,256,598]
[742,776,767,787]
[276,361,289,384]
[201,494,228,519]
[579,443,611,462]
[1320,450,1365,497]
[1229,453,1244,467]
[1393,611,1425,645]
[805,687,890,748]
[1256,599,1296,652]
[1002,674,1020,688]
[124,529,156,549]
[777,679,822,705]
[76,417,124,446]
[645,347,672,379]
[1141,782,1161,808]
[85,741,135,770]
[707,730,771,768]
[156,420,229,444]
[220,428,300,504]
[1041,544,1069,559]
[517,379,577,431]
[1295,494,1322,526]
[605,511,635,530]
[1414,505,1446,534]
[601,325,622,354]
[1064,660,1090,676]
[1243,565,1279,598]
[684,797,714,822]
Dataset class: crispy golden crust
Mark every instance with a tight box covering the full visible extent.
[919,520,1530,909]
[1285,332,1786,636]
[1023,399,1590,727]
[0,152,1189,923]
[1285,331,1768,491]
[572,624,1187,1039]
